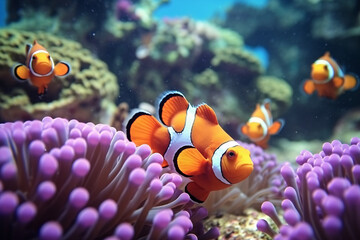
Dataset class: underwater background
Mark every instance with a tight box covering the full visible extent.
[0,0,360,239]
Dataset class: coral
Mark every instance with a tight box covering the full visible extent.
[203,142,285,216]
[222,0,360,142]
[0,117,219,239]
[0,28,118,124]
[331,109,360,143]
[110,102,129,132]
[211,47,263,80]
[204,208,273,239]
[255,76,293,116]
[6,0,112,44]
[257,137,360,240]
[128,17,263,127]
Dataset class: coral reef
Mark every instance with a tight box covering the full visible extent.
[0,29,118,124]
[223,0,359,81]
[0,117,218,239]
[110,102,129,132]
[127,17,264,132]
[255,76,293,117]
[203,142,285,216]
[128,17,263,103]
[223,0,360,141]
[204,208,272,240]
[4,0,284,138]
[331,108,360,143]
[257,137,360,240]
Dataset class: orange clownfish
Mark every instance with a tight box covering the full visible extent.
[12,40,71,96]
[126,91,253,203]
[240,99,284,149]
[303,52,358,99]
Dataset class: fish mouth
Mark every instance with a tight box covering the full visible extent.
[311,73,328,82]
[225,163,254,184]
[34,62,52,75]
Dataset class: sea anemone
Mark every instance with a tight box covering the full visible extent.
[257,137,360,240]
[203,142,285,215]
[0,117,218,239]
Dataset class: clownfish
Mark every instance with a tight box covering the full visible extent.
[126,91,253,203]
[303,52,358,99]
[240,99,284,149]
[12,40,71,97]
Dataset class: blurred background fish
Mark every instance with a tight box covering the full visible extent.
[240,99,284,149]
[12,40,70,97]
[303,51,358,99]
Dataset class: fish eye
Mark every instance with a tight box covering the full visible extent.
[48,56,51,60]
[227,150,236,159]
[323,65,328,71]
[32,56,36,60]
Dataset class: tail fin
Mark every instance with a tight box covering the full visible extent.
[343,74,358,91]
[126,111,169,156]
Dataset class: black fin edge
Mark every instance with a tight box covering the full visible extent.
[158,91,184,125]
[185,184,204,203]
[125,111,151,141]
[173,145,194,178]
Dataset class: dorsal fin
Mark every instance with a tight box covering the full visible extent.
[262,99,271,111]
[324,51,331,58]
[158,91,189,127]
[196,104,218,125]
[26,43,32,56]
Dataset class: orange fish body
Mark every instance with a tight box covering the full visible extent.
[240,99,284,149]
[126,91,253,203]
[303,52,357,99]
[12,40,70,96]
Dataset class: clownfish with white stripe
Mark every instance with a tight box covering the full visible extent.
[240,99,284,149]
[303,52,358,99]
[12,40,71,97]
[126,91,253,203]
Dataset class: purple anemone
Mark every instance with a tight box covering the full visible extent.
[0,117,218,239]
[257,138,360,240]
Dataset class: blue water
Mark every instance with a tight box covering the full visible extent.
[0,0,269,27]
[0,0,5,27]
[154,0,268,21]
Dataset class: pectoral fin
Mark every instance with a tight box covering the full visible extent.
[174,146,206,177]
[13,65,30,81]
[268,119,285,135]
[54,61,71,77]
[303,80,315,94]
[240,124,249,136]
[333,77,344,88]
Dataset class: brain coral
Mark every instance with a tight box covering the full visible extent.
[0,28,118,124]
